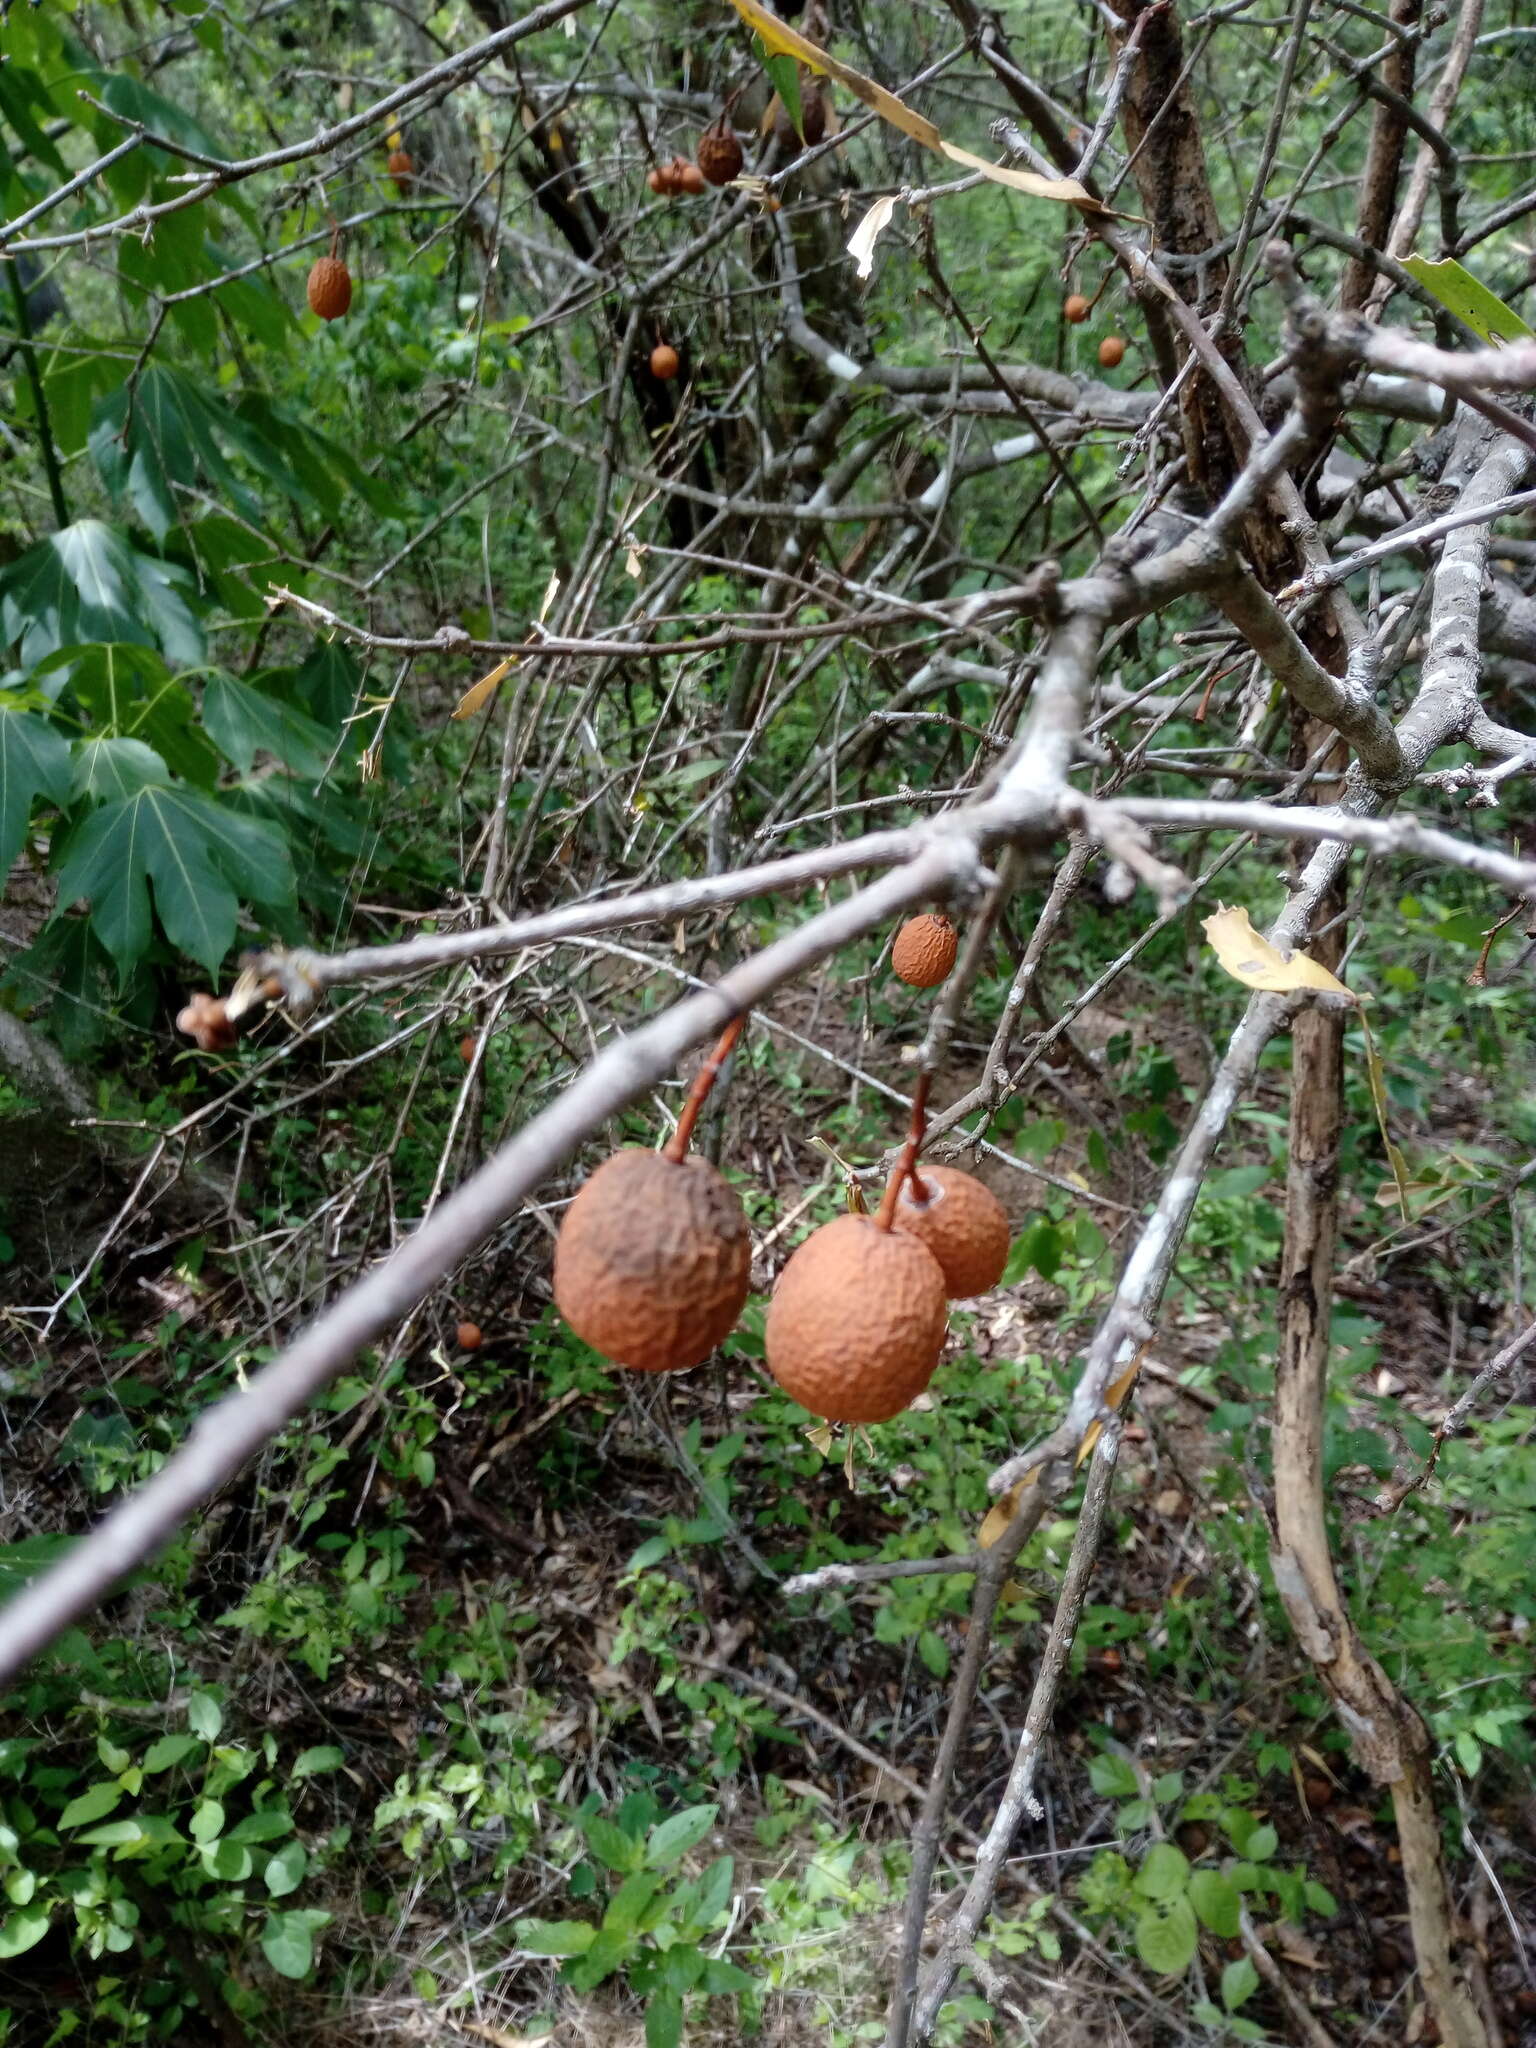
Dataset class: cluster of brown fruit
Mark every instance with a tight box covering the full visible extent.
[649,156,706,197]
[648,119,745,198]
[1063,292,1126,368]
[550,922,1010,1426]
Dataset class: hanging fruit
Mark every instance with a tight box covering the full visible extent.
[889,1166,1010,1298]
[698,119,745,186]
[307,253,352,321]
[387,147,416,194]
[650,341,680,380]
[891,912,957,988]
[1099,335,1126,367]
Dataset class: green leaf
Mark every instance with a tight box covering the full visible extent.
[1243,1824,1278,1864]
[917,1628,950,1679]
[0,520,203,670]
[187,1694,223,1741]
[690,1855,735,1928]
[53,782,293,975]
[1134,1895,1198,1976]
[189,1799,224,1843]
[584,1816,644,1875]
[265,1839,308,1898]
[1134,1843,1190,1902]
[0,706,71,873]
[602,1871,660,1935]
[71,736,170,805]
[1222,1956,1260,2012]
[0,1904,49,1959]
[1087,1752,1140,1800]
[294,640,361,727]
[260,1908,329,1979]
[226,1807,294,1844]
[51,643,220,788]
[203,670,336,779]
[646,1805,718,1869]
[1189,1868,1241,1938]
[760,47,803,136]
[290,1745,343,1779]
[700,1956,755,1993]
[645,1988,684,2048]
[1402,256,1535,344]
[1304,1879,1338,1917]
[142,1734,201,1774]
[516,1918,597,1957]
[58,1783,122,1829]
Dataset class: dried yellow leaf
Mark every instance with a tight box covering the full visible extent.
[1201,904,1352,996]
[979,1467,1038,1548]
[938,140,1101,211]
[724,0,942,150]
[451,655,515,722]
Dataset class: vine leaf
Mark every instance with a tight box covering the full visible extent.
[54,782,294,975]
[0,705,71,873]
[1201,903,1350,995]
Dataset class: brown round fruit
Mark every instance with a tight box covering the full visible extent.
[678,161,705,196]
[307,255,352,321]
[647,166,666,195]
[388,147,416,193]
[891,1166,1010,1298]
[1063,292,1090,323]
[456,1321,483,1351]
[698,127,744,186]
[553,1148,751,1371]
[891,912,957,988]
[650,342,680,380]
[1098,334,1126,368]
[766,1213,948,1422]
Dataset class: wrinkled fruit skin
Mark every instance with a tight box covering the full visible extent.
[698,130,744,186]
[678,162,705,196]
[1063,292,1090,323]
[650,343,680,380]
[553,1148,751,1371]
[892,1166,1010,1298]
[307,256,352,321]
[766,1214,948,1423]
[891,912,957,988]
[1099,335,1126,367]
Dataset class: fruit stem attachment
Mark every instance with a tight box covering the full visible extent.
[664,1012,747,1163]
[874,1073,932,1231]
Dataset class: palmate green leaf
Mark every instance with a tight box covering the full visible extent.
[45,643,220,788]
[0,521,203,671]
[91,363,264,542]
[54,783,293,976]
[71,737,170,805]
[0,705,71,872]
[203,671,335,779]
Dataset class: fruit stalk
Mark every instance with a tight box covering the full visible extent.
[663,1012,747,1163]
[874,1071,932,1229]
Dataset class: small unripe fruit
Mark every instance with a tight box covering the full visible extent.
[698,126,744,186]
[1064,292,1090,323]
[891,1166,1010,1298]
[650,342,680,380]
[553,1148,751,1371]
[456,1321,483,1351]
[678,162,705,195]
[766,1213,948,1422]
[891,912,957,988]
[307,255,352,321]
[1098,334,1126,368]
[388,147,416,193]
